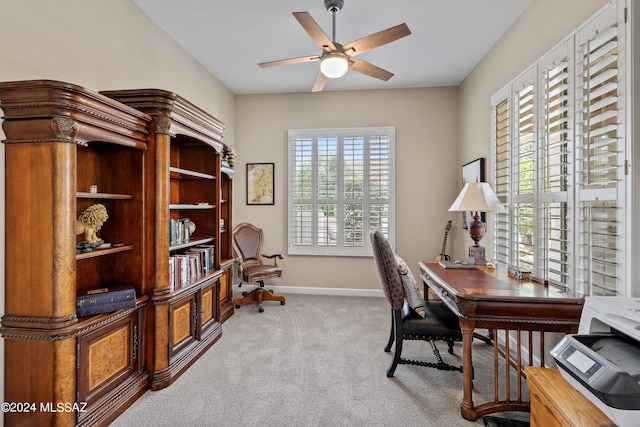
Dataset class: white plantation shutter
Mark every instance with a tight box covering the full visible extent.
[490,0,628,296]
[491,94,510,267]
[574,5,625,296]
[512,75,536,272]
[538,43,572,290]
[288,127,395,256]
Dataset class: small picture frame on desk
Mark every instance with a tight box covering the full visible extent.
[461,158,485,229]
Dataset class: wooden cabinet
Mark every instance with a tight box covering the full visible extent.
[526,367,616,427]
[101,89,234,390]
[0,80,151,427]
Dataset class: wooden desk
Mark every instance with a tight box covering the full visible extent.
[419,261,584,421]
[526,367,615,427]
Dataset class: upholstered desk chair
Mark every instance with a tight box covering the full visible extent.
[370,230,463,377]
[232,223,286,313]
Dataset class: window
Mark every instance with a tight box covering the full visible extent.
[288,127,395,256]
[490,1,628,296]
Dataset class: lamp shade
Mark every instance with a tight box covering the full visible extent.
[448,182,506,213]
[320,54,348,78]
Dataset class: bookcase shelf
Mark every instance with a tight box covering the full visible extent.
[76,244,135,260]
[169,166,215,180]
[169,236,214,251]
[77,192,135,200]
[169,203,215,210]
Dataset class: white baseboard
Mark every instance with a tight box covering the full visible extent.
[232,283,384,298]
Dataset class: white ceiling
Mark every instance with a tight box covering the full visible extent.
[132,0,532,95]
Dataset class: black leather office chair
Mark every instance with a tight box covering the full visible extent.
[370,229,463,377]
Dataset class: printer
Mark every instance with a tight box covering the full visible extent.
[551,297,640,427]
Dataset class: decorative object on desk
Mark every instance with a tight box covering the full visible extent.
[439,259,477,269]
[435,220,453,261]
[75,203,109,245]
[461,158,485,229]
[246,162,274,205]
[448,180,505,265]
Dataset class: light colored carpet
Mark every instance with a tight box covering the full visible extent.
[111,294,530,426]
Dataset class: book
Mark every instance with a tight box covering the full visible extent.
[439,261,477,269]
[76,299,137,317]
[76,284,136,308]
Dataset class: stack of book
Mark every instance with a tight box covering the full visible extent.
[169,218,193,245]
[169,244,215,291]
[76,285,137,317]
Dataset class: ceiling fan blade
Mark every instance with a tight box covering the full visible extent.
[349,57,394,81]
[258,55,320,68]
[293,11,336,52]
[343,23,411,57]
[312,72,329,92]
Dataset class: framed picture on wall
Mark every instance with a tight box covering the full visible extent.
[461,158,485,229]
[246,163,274,205]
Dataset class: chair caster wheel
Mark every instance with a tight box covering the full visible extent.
[280,301,285,305]
[258,307,264,313]
[235,305,241,309]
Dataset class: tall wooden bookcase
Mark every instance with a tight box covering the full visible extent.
[0,80,152,426]
[1,81,236,425]
[101,89,235,390]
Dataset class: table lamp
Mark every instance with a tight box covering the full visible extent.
[448,181,506,265]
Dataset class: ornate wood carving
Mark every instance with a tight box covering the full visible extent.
[88,325,129,390]
[172,302,192,345]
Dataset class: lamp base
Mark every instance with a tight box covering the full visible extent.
[468,245,487,265]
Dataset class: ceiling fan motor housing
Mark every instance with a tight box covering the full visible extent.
[324,0,344,14]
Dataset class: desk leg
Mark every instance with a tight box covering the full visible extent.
[460,318,477,421]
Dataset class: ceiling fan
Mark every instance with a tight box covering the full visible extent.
[258,0,411,92]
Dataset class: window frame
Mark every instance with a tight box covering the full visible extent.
[287,127,396,256]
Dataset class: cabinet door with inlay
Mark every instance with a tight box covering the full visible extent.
[200,280,219,337]
[170,293,198,357]
[77,307,144,414]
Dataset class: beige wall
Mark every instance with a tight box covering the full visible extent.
[235,88,459,292]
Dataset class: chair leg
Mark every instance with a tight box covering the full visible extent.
[384,309,395,352]
[232,280,286,313]
[386,310,404,378]
[447,339,455,355]
[428,339,445,365]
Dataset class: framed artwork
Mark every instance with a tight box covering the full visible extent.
[461,158,485,229]
[246,163,274,205]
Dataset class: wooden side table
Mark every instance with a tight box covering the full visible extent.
[525,366,616,427]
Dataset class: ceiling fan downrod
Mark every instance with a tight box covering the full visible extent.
[324,0,344,43]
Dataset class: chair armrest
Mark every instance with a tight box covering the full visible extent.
[262,254,284,266]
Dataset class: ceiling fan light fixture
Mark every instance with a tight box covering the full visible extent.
[320,53,348,78]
